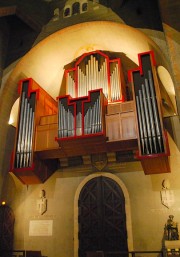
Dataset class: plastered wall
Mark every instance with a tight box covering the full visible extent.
[0,1,179,257]
[1,133,177,257]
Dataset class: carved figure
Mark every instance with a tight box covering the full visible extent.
[165,215,179,240]
[37,190,47,215]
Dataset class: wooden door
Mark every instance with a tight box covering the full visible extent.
[78,176,128,257]
[0,205,15,255]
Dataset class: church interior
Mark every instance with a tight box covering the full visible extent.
[0,0,180,257]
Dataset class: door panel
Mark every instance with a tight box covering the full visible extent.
[0,205,15,255]
[78,176,128,257]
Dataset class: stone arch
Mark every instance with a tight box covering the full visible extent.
[74,172,133,257]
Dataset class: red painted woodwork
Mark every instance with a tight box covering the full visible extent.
[65,50,126,102]
[9,51,171,184]
[128,51,170,174]
[10,78,58,184]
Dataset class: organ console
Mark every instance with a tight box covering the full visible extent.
[10,50,170,184]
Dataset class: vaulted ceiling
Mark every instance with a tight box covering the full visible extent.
[0,0,179,69]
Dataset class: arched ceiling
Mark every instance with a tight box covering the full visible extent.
[7,21,176,126]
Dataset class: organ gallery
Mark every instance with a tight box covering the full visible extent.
[9,50,170,184]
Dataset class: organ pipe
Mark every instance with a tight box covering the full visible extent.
[134,69,164,155]
[65,51,125,102]
[57,90,105,139]
[148,70,164,153]
[15,85,35,169]
[144,78,158,153]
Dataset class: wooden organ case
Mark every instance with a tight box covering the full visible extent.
[10,79,58,184]
[10,50,170,184]
[128,51,170,174]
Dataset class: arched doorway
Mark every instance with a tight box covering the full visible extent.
[0,204,15,255]
[76,174,130,257]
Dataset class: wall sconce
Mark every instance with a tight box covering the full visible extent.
[160,179,174,208]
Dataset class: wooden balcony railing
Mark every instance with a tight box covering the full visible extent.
[0,250,47,257]
[87,250,165,257]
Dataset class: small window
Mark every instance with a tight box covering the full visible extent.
[82,2,88,12]
[72,2,80,15]
[64,7,71,17]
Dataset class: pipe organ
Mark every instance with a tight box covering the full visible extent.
[15,82,35,169]
[10,50,171,184]
[135,70,164,155]
[65,50,126,102]
[10,78,58,184]
[57,89,106,140]
[128,51,170,174]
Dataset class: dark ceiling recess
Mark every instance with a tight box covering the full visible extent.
[4,15,39,67]
[0,0,179,69]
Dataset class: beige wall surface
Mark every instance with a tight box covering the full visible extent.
[6,134,180,257]
[0,1,180,257]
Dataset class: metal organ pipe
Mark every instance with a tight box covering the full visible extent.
[16,91,25,168]
[144,78,158,153]
[67,108,74,137]
[76,111,82,136]
[90,55,94,91]
[138,90,149,154]
[88,59,91,91]
[135,69,164,155]
[136,96,145,154]
[83,94,101,135]
[110,63,120,101]
[23,102,30,167]
[20,98,28,168]
[15,90,35,168]
[67,54,122,101]
[86,62,89,96]
[97,96,101,132]
[26,108,32,166]
[148,70,164,152]
[58,90,104,141]
[141,84,153,154]
[58,101,75,138]
[77,66,81,97]
[67,73,75,98]
[101,59,108,98]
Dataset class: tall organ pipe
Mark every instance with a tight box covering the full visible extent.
[144,78,158,153]
[148,70,164,152]
[15,89,35,168]
[141,84,153,154]
[136,96,145,154]
[138,90,149,154]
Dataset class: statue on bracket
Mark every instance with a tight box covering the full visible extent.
[37,190,47,215]
[164,215,179,241]
[160,179,174,208]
